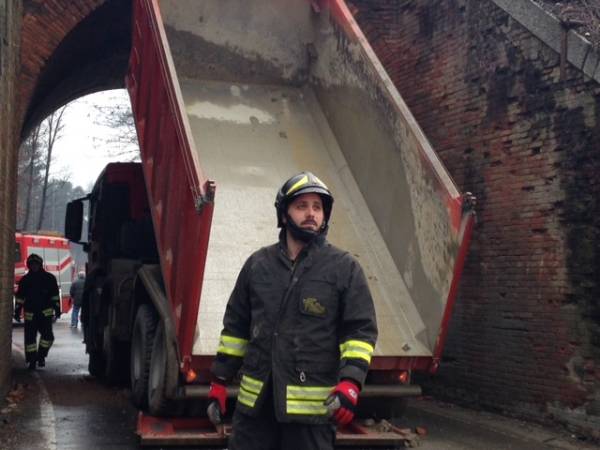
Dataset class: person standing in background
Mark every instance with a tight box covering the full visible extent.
[69,271,86,328]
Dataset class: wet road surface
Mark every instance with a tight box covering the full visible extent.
[1,318,597,450]
[4,318,137,450]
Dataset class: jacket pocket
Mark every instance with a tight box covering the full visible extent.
[298,279,337,319]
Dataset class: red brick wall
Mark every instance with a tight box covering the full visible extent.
[18,0,104,123]
[354,0,600,434]
[0,0,23,397]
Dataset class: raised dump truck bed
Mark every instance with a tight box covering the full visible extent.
[122,0,475,445]
[129,0,473,368]
[187,80,430,360]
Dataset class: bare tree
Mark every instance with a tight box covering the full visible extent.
[37,106,68,230]
[18,123,42,230]
[91,90,140,160]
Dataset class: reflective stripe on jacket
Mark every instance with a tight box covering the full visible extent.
[211,233,378,424]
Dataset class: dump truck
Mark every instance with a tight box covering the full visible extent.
[64,0,475,446]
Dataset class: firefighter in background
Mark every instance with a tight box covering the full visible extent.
[207,172,378,450]
[14,253,61,370]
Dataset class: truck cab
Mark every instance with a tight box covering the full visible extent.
[66,163,158,381]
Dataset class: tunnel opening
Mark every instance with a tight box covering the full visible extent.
[10,81,144,446]
[11,0,138,398]
[14,87,141,349]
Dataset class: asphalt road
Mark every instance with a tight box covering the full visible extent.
[1,319,597,450]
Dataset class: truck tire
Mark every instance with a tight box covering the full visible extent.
[88,350,105,377]
[130,304,157,409]
[103,323,128,385]
[86,277,107,377]
[147,321,183,416]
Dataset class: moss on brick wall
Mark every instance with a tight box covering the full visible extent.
[354,0,600,438]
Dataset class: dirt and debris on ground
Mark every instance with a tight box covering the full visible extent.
[1,384,26,415]
[5,384,26,402]
[1,384,28,449]
[533,0,600,48]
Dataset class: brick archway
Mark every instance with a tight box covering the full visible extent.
[0,0,131,395]
[20,0,131,136]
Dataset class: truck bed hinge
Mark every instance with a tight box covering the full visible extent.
[195,180,216,213]
[462,192,476,214]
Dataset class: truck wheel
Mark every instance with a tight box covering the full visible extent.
[130,304,157,409]
[86,279,106,377]
[88,350,105,377]
[103,323,128,385]
[147,321,183,416]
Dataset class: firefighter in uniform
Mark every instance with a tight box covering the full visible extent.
[207,172,378,450]
[14,253,61,369]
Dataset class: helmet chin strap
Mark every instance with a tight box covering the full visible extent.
[285,213,325,243]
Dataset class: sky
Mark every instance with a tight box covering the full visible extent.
[51,89,139,190]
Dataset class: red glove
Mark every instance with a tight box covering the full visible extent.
[207,381,227,424]
[325,380,359,426]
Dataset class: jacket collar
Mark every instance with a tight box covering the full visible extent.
[277,228,327,267]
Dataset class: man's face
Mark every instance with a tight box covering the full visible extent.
[28,261,41,272]
[286,193,324,231]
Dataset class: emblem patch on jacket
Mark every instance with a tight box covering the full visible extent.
[302,297,326,316]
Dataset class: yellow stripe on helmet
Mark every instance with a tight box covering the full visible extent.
[285,175,309,196]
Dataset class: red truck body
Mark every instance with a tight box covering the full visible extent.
[127,0,215,375]
[126,0,474,376]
